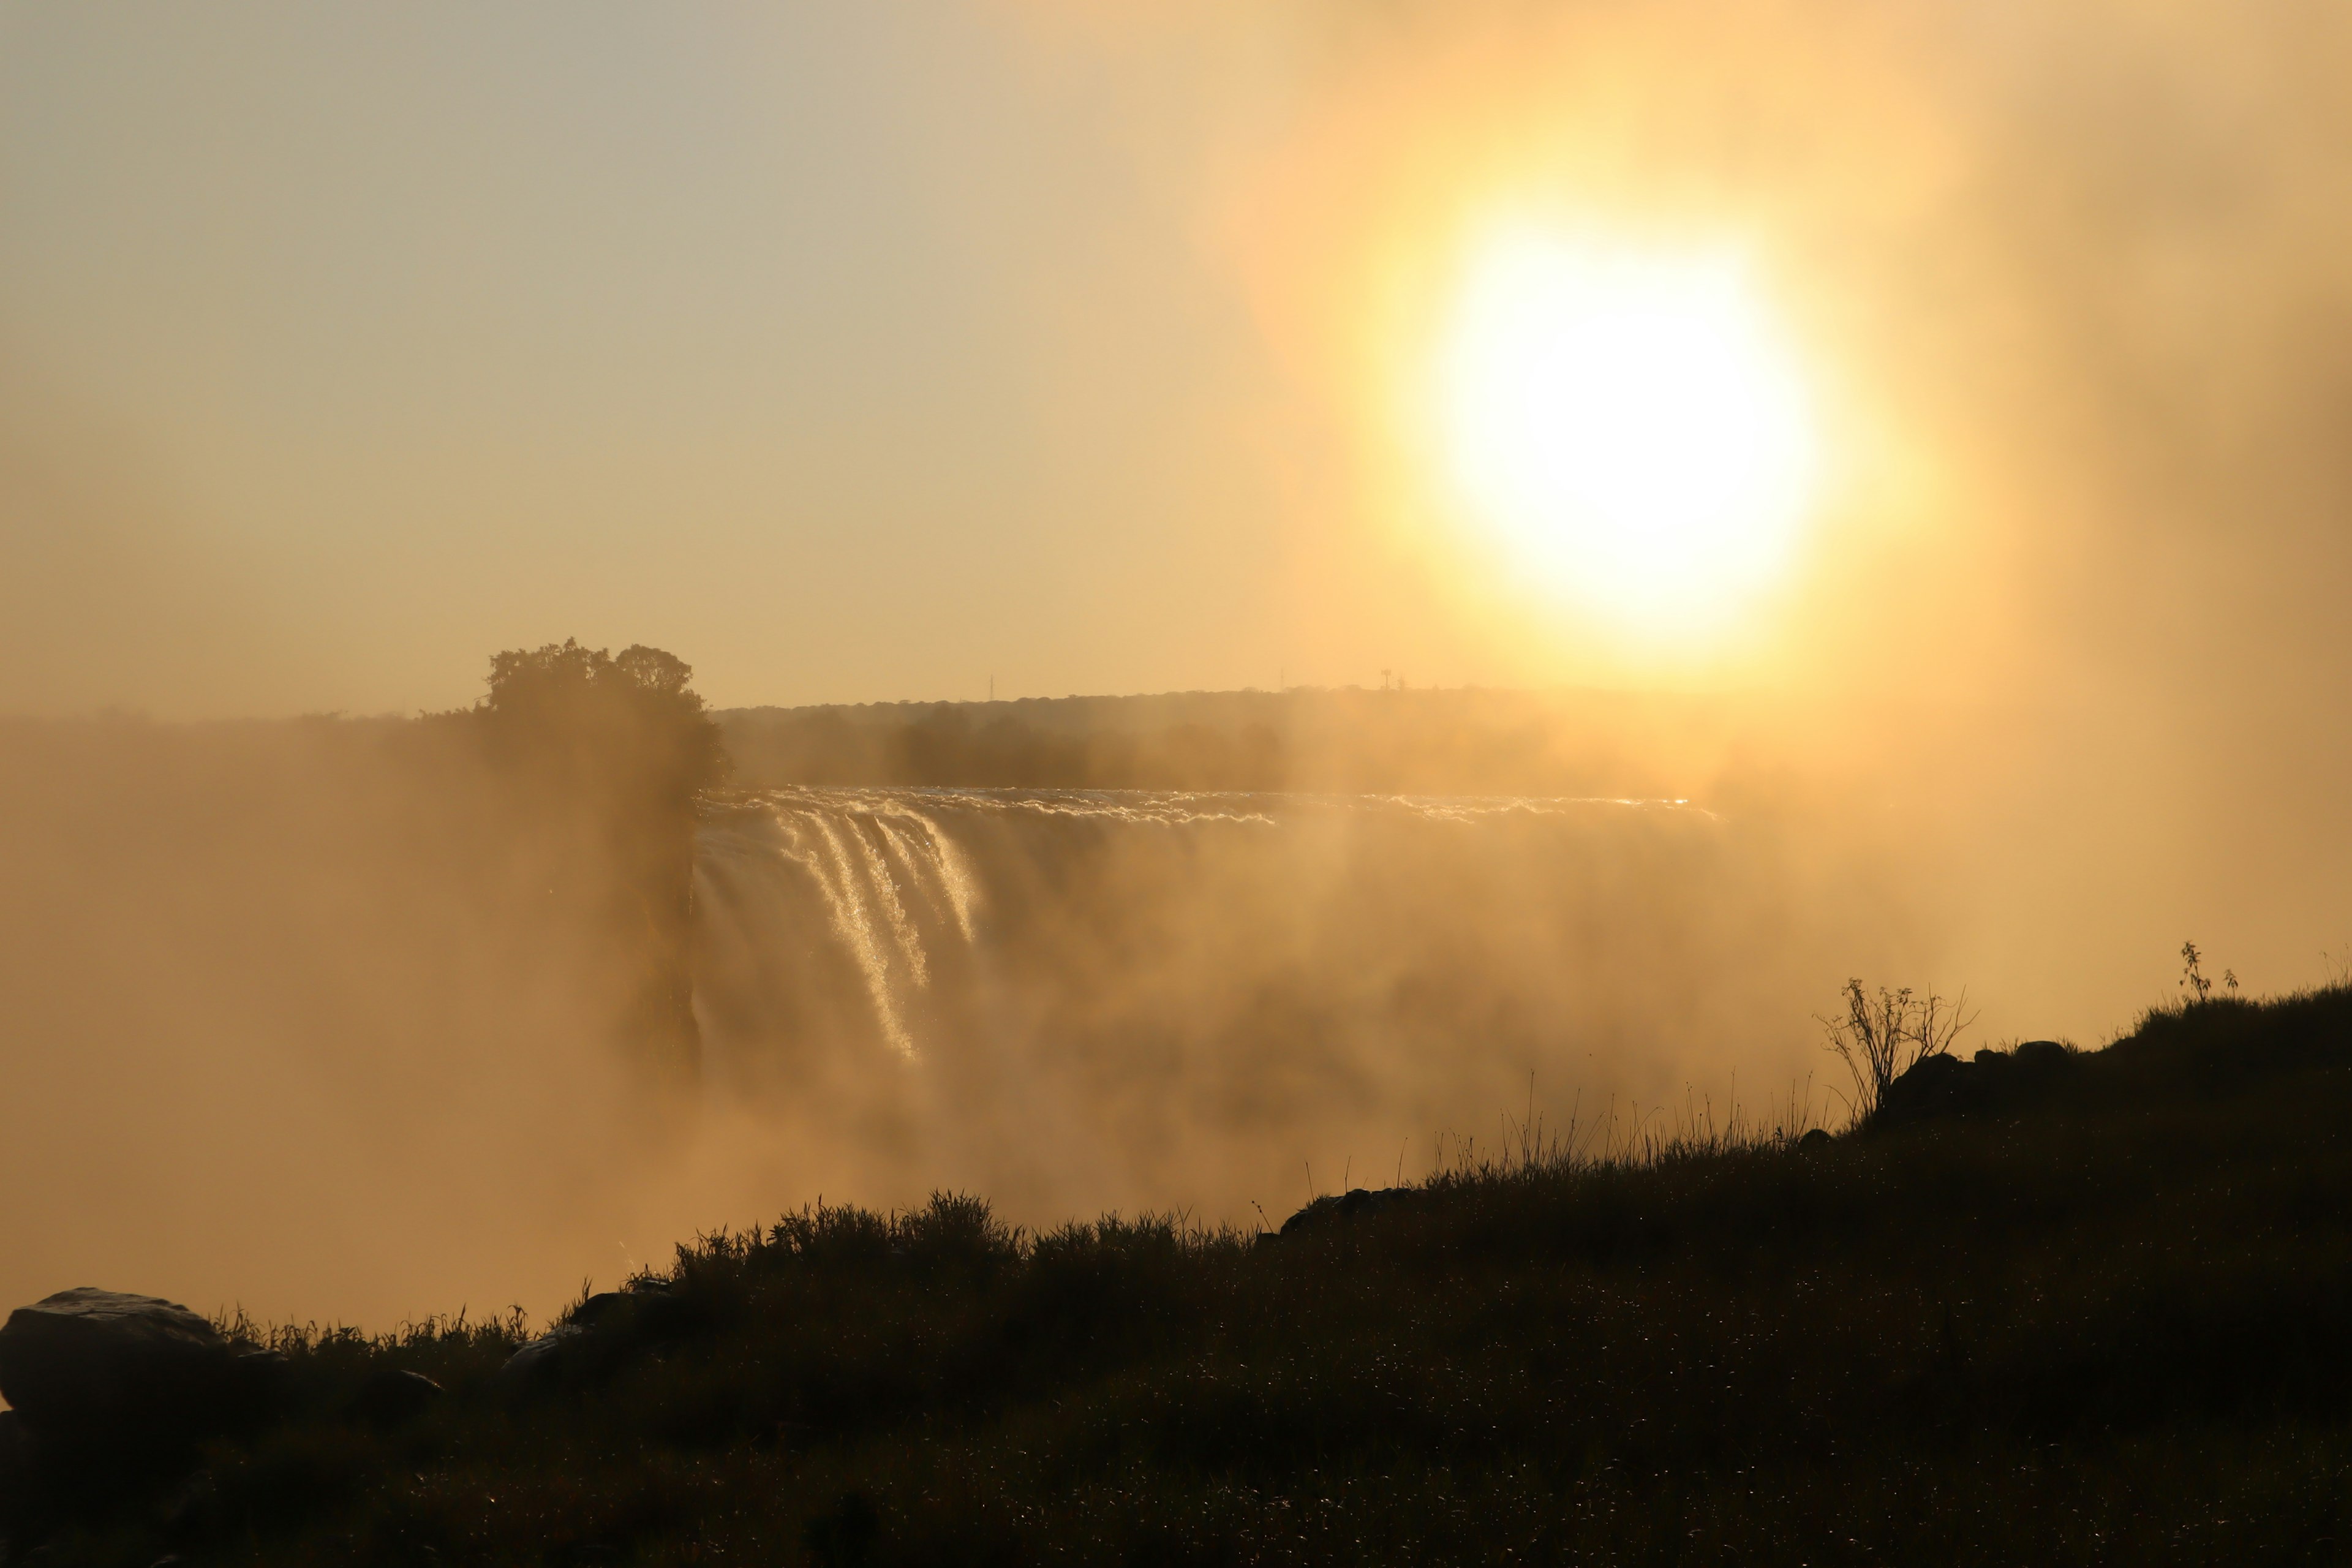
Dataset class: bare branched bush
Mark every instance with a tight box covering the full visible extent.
[1820,978,1973,1123]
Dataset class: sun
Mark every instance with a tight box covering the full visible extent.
[1438,227,1820,641]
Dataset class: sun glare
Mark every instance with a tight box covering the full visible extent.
[1439,229,1819,641]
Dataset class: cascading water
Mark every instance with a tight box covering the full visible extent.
[692,786,1871,1223]
[697,790,987,1060]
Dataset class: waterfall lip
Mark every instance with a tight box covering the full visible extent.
[700,785,1720,828]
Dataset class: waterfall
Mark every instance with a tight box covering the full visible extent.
[688,784,1897,1219]
[690,786,1830,1091]
[696,790,990,1060]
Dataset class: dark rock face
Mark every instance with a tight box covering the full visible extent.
[0,1288,238,1449]
[345,1366,444,1431]
[0,1287,288,1555]
[2014,1039,2072,1069]
[1877,1041,2081,1128]
[497,1322,589,1395]
[1278,1186,1420,1236]
[0,1409,31,1518]
[1879,1053,1972,1123]
[228,1348,292,1425]
[497,1282,702,1396]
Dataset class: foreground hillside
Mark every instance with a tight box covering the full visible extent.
[9,990,2352,1566]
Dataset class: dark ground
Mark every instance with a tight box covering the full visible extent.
[16,987,2352,1566]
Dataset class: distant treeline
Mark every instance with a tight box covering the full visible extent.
[719,687,1743,797]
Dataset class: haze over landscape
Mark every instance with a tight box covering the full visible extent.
[17,7,2352,1564]
[6,0,2352,1334]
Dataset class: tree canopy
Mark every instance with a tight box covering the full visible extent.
[472,639,728,804]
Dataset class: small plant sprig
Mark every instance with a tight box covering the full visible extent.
[2181,941,2211,1001]
[2180,941,2240,1003]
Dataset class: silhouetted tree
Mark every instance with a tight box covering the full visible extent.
[464,639,727,1083]
[477,639,726,804]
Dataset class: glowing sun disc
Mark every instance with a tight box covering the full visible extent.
[1439,230,1819,638]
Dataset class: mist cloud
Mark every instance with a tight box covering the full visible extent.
[4,0,2351,1325]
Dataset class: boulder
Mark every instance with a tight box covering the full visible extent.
[0,1289,238,1449]
[1877,1042,2082,1128]
[227,1349,291,1425]
[571,1291,636,1329]
[2015,1039,2073,1069]
[497,1283,701,1398]
[1877,1052,1975,1124]
[344,1367,443,1431]
[0,1408,32,1520]
[1277,1186,1420,1237]
[496,1323,587,1396]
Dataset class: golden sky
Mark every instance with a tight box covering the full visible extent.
[3,0,2350,722]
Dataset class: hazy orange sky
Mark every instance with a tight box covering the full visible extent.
[4,1,2350,722]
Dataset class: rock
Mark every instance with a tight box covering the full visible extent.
[227,1349,292,1428]
[1277,1186,1420,1237]
[1877,1042,2082,1128]
[1878,1052,1973,1123]
[495,1324,586,1395]
[576,1284,693,1351]
[570,1291,636,1330]
[344,1368,443,1431]
[2015,1039,2073,1069]
[497,1283,700,1398]
[1276,1194,1339,1235]
[0,1407,32,1521]
[0,1289,238,1450]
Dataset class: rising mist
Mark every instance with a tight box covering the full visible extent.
[0,667,1918,1325]
[5,1,2352,1333]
